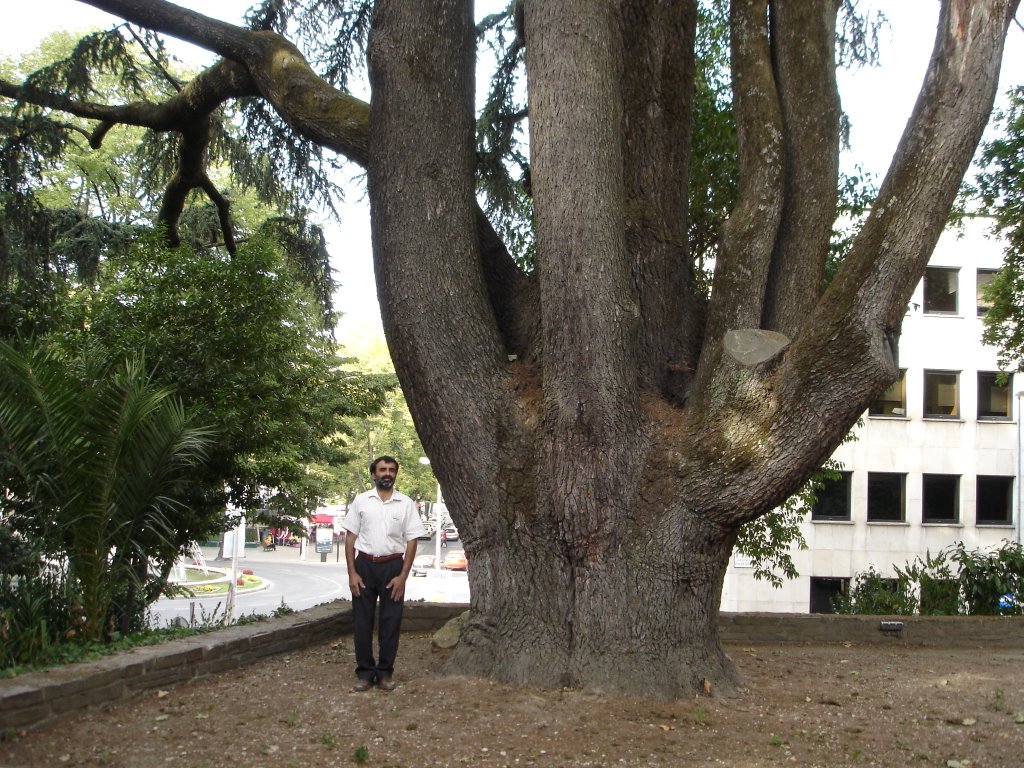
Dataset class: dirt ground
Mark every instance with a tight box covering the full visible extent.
[2,634,1023,768]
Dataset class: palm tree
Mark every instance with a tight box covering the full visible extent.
[0,339,213,641]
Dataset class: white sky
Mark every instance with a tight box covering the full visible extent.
[1,1,1021,345]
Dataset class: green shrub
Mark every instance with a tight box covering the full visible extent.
[895,549,959,615]
[0,529,74,668]
[832,566,917,615]
[838,541,1024,617]
[950,540,1024,616]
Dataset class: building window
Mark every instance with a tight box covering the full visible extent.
[923,370,959,418]
[977,269,998,316]
[922,474,959,523]
[869,370,906,416]
[867,472,905,522]
[976,475,1013,525]
[977,372,1012,420]
[809,577,849,614]
[811,472,852,521]
[923,267,959,314]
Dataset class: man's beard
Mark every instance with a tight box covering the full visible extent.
[373,476,395,490]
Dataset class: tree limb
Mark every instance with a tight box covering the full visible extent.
[761,0,841,336]
[80,0,372,165]
[0,58,254,132]
[620,0,702,402]
[708,0,1022,526]
[691,0,784,404]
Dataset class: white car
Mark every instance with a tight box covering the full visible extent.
[411,554,435,576]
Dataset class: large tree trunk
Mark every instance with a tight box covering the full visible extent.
[49,0,1019,698]
[363,0,1017,699]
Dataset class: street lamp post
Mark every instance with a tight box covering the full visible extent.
[419,457,444,572]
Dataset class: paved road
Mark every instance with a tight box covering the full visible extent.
[151,538,469,628]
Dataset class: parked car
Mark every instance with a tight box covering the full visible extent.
[411,554,435,576]
[442,550,468,571]
[417,522,436,541]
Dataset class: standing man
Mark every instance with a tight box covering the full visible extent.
[343,456,426,691]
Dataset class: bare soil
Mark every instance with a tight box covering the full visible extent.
[3,634,1023,768]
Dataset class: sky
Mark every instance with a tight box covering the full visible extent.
[1,1,1022,349]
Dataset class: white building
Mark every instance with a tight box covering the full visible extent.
[722,220,1021,613]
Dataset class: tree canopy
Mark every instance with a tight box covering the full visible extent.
[1,31,396,527]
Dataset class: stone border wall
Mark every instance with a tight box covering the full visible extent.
[3,605,1022,732]
[718,612,1024,647]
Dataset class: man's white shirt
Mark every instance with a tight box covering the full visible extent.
[343,488,426,556]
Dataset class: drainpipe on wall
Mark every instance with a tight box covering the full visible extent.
[1016,391,1023,546]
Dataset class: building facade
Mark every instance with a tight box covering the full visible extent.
[721,221,1021,613]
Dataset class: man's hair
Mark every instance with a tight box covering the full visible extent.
[370,455,400,474]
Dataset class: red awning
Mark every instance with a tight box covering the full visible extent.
[311,514,335,524]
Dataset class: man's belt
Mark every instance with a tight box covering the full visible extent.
[357,550,404,563]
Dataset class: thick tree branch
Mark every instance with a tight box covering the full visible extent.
[81,0,372,165]
[3,59,255,249]
[761,0,841,336]
[526,0,640,433]
[154,114,237,253]
[691,0,784,405]
[526,0,647,564]
[702,0,1021,527]
[620,0,702,402]
[0,58,254,132]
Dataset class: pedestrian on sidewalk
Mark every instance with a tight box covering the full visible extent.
[343,455,425,692]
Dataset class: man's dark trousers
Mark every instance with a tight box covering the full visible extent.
[352,556,405,683]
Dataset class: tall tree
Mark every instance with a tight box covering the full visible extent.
[0,0,1017,698]
[967,85,1024,370]
[1,34,391,526]
[63,233,394,519]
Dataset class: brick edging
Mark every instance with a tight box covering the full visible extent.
[718,612,1024,647]
[3,606,1022,732]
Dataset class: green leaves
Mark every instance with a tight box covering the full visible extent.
[58,232,392,520]
[965,86,1024,371]
[0,338,212,643]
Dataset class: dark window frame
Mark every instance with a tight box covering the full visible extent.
[976,475,1014,526]
[976,268,998,317]
[869,370,907,417]
[922,473,960,524]
[923,266,959,315]
[923,369,960,419]
[867,472,906,523]
[809,577,850,614]
[977,371,1012,421]
[811,472,853,521]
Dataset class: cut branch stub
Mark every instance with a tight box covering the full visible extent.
[723,328,790,367]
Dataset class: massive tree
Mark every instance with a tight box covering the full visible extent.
[1,0,1017,698]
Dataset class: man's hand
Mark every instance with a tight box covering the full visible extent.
[387,572,408,601]
[349,572,365,598]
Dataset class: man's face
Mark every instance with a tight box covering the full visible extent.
[372,461,398,490]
